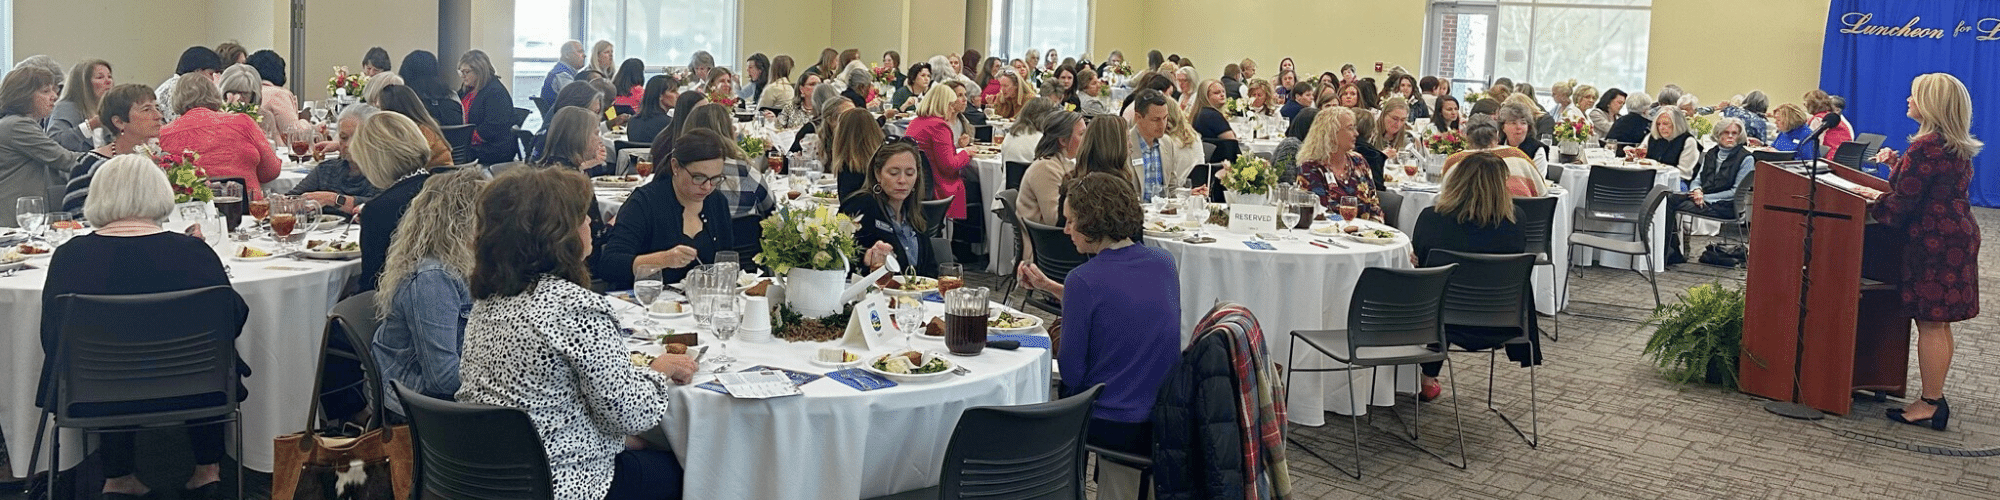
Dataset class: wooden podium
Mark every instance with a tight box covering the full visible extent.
[1739,160,1911,415]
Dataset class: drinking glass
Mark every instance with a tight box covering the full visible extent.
[1281,211,1301,235]
[269,196,301,251]
[15,196,45,237]
[287,130,312,162]
[938,263,964,293]
[633,265,664,327]
[715,250,740,277]
[689,265,719,326]
[708,295,741,365]
[1339,196,1360,222]
[44,213,75,246]
[212,182,246,234]
[891,295,926,350]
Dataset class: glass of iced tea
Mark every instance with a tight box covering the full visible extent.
[1338,196,1359,221]
[635,160,654,177]
[938,263,964,293]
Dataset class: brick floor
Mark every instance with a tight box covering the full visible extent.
[974,207,2000,500]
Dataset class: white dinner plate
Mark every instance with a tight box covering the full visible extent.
[862,353,955,383]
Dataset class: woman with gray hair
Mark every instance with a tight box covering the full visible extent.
[1630,106,1700,180]
[1603,90,1654,148]
[39,153,248,500]
[683,51,716,92]
[288,104,382,215]
[1666,116,1753,263]
[1497,99,1545,160]
[218,63,262,108]
[159,73,282,196]
[1718,90,1771,141]
[1,65,82,225]
[840,61,874,110]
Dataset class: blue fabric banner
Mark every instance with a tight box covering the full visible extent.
[1820,1,2000,206]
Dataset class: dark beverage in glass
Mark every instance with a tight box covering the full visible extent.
[1291,204,1314,229]
[945,313,987,356]
[214,196,244,232]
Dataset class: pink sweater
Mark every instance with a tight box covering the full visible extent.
[907,115,971,218]
[160,108,282,197]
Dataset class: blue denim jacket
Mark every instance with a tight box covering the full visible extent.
[372,258,471,413]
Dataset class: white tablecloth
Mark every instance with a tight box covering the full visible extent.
[1142,224,1417,425]
[611,297,1051,499]
[262,165,313,195]
[2,229,362,476]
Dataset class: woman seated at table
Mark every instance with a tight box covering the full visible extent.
[40,154,249,500]
[397,50,465,128]
[908,85,973,226]
[1242,78,1279,118]
[704,68,739,109]
[1017,108,1085,226]
[1426,95,1462,137]
[457,49,518,164]
[609,58,647,113]
[1603,91,1653,149]
[378,85,455,167]
[1501,97,1547,160]
[372,168,484,414]
[457,166,697,500]
[830,107,884,199]
[850,139,939,277]
[1804,89,1853,157]
[891,62,931,114]
[1665,117,1755,263]
[598,128,735,289]
[625,76,677,148]
[247,50,310,142]
[989,72,1032,119]
[353,112,441,292]
[999,97,1058,165]
[1296,107,1384,221]
[48,59,113,152]
[1629,107,1699,182]
[839,63,873,110]
[786,84,844,157]
[1076,69,1114,116]
[1050,65,1081,111]
[1014,172,1180,470]
[1442,115,1544,197]
[1766,103,1818,161]
[1409,151,1532,402]
[159,73,280,196]
[681,103,775,261]
[1190,79,1238,145]
[1274,107,1317,181]
[288,104,383,216]
[536,105,615,249]
[1374,98,1416,159]
[62,84,160,215]
[1349,106,1388,189]
[1588,88,1625,141]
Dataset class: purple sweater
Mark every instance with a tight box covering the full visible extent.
[1058,244,1182,423]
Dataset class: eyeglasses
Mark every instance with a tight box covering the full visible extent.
[680,167,725,186]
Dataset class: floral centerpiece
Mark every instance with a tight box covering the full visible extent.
[1220,154,1278,205]
[1690,113,1717,140]
[1222,97,1247,117]
[220,100,262,122]
[1462,91,1488,104]
[708,91,738,108]
[738,136,769,159]
[1426,130,1466,156]
[872,64,898,86]
[1106,62,1132,78]
[326,66,364,100]
[1552,114,1590,155]
[755,206,861,317]
[141,144,213,203]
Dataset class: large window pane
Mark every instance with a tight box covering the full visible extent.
[1493,4,1649,97]
[990,0,1088,67]
[513,0,573,128]
[590,0,737,74]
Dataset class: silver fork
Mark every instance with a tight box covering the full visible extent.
[339,214,358,239]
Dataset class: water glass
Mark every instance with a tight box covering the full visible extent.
[15,196,45,236]
[44,213,75,246]
[709,295,741,365]
[891,295,926,350]
[633,265,664,327]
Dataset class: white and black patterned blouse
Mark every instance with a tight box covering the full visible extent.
[456,274,671,500]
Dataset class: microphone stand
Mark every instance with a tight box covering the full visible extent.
[1764,120,1838,421]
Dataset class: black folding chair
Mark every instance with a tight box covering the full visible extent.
[26,286,248,500]
[1021,219,1091,315]
[868,385,1102,500]
[990,189,1024,305]
[1286,265,1464,479]
[1512,196,1560,340]
[1004,161,1030,191]
[439,124,475,164]
[1427,250,1541,448]
[1566,185,1672,309]
[921,196,956,265]
[396,382,555,500]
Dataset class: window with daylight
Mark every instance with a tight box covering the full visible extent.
[512,0,738,128]
[988,0,1090,70]
[1427,0,1651,101]
[0,0,12,66]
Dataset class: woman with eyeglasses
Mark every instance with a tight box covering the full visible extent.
[597,128,737,290]
[849,139,939,277]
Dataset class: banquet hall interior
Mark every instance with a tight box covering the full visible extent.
[2,0,1997,498]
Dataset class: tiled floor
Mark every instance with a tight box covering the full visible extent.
[9,209,1998,500]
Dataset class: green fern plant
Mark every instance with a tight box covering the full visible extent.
[1641,282,1746,388]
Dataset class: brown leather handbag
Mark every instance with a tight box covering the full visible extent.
[270,328,413,500]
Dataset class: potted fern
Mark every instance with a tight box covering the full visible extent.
[1641,283,1746,388]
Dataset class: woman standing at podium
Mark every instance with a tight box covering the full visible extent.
[1853,73,1981,431]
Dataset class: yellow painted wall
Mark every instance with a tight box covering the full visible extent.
[1090,0,1144,62]
[906,0,968,66]
[299,0,440,101]
[1647,0,1830,107]
[830,0,903,62]
[740,0,833,67]
[1144,0,1427,83]
[15,0,215,87]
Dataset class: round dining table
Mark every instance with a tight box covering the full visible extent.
[609,292,1052,500]
[1140,218,1417,425]
[0,225,362,477]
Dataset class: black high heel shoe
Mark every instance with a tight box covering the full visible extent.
[1887,397,1950,431]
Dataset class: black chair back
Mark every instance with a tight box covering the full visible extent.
[513,129,537,161]
[1425,251,1536,330]
[1344,265,1455,364]
[1023,219,1089,283]
[439,124,475,164]
[921,196,955,238]
[396,381,555,500]
[1004,161,1031,191]
[1856,133,1887,168]
[507,107,533,128]
[319,291,383,417]
[1512,196,1559,259]
[1830,141,1868,171]
[528,95,551,117]
[1581,165,1657,223]
[51,286,246,425]
[1378,190,1404,228]
[936,384,1102,500]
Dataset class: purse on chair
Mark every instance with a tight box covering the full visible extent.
[270,332,413,500]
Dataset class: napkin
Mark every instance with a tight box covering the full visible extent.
[826,368,898,391]
[986,334,1051,349]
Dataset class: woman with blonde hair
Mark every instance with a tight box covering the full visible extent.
[1295,106,1383,220]
[990,72,1033,119]
[372,167,486,414]
[1373,97,1417,158]
[588,40,616,76]
[351,112,438,292]
[1803,89,1854,156]
[1243,78,1279,118]
[49,58,113,152]
[1408,151,1535,401]
[830,107,883,199]
[908,84,973,221]
[1849,73,1983,430]
[1569,84,1597,121]
[1767,103,1816,161]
